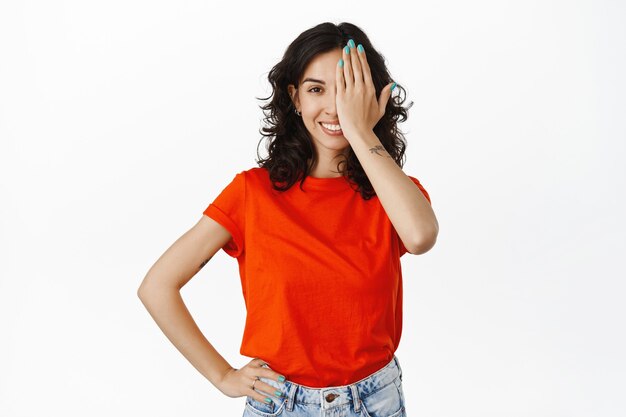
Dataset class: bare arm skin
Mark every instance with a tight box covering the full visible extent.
[348,131,439,255]
[137,215,286,402]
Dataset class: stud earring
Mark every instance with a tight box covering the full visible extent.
[295,109,301,116]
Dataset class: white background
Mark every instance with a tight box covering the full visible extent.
[1,1,625,416]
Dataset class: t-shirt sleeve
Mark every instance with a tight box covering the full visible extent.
[399,176,432,257]
[202,171,246,258]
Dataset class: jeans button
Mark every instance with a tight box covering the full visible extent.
[325,393,339,402]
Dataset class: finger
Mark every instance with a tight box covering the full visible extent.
[356,43,374,90]
[336,55,345,95]
[257,366,287,384]
[252,379,285,398]
[247,376,275,404]
[348,39,363,87]
[378,82,395,117]
[248,390,277,406]
[342,44,354,89]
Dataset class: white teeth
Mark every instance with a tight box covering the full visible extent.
[321,123,342,131]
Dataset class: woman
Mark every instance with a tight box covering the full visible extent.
[138,21,438,417]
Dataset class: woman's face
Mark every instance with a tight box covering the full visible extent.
[288,48,350,158]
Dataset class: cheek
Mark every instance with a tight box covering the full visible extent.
[304,118,319,131]
[301,98,324,114]
[302,110,319,126]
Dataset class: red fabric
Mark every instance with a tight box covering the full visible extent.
[203,167,431,387]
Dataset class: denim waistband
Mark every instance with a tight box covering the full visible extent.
[261,355,403,412]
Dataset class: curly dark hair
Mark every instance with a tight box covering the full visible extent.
[255,21,413,200]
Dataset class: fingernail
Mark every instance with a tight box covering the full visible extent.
[343,45,350,54]
[357,44,364,53]
[275,390,283,396]
[338,59,344,68]
[348,39,355,49]
[264,397,272,404]
[391,82,397,91]
[278,375,286,382]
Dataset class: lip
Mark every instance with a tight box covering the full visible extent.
[319,122,344,136]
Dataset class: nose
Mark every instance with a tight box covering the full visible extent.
[324,93,337,115]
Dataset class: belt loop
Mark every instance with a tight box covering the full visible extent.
[285,382,297,412]
[350,384,361,413]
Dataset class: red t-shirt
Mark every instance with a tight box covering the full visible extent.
[203,166,431,387]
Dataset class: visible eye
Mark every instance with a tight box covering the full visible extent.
[308,87,322,93]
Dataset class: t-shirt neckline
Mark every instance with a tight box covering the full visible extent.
[301,174,352,191]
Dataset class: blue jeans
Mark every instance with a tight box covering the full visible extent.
[243,355,407,417]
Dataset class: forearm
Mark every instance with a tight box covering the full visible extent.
[138,284,233,389]
[348,130,438,253]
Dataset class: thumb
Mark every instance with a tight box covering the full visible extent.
[378,82,396,116]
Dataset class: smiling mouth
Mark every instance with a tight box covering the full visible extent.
[319,122,344,136]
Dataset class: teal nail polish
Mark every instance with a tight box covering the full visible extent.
[264,398,272,404]
[338,59,344,68]
[391,82,397,91]
[357,44,364,53]
[275,390,283,396]
[348,39,355,49]
[343,45,350,54]
[278,375,286,382]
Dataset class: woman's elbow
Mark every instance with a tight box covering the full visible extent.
[137,280,152,301]
[137,276,162,301]
[408,226,438,255]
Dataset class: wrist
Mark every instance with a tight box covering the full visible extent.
[215,366,237,391]
[345,128,377,146]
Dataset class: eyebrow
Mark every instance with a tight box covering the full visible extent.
[302,78,326,85]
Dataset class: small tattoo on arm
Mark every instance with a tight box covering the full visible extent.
[198,258,211,270]
[369,145,392,158]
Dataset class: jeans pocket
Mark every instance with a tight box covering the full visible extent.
[245,396,286,417]
[359,377,405,417]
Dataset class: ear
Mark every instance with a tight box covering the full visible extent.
[287,84,300,110]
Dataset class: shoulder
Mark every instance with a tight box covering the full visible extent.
[224,166,267,181]
[221,167,271,193]
[238,166,270,184]
[242,166,268,177]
